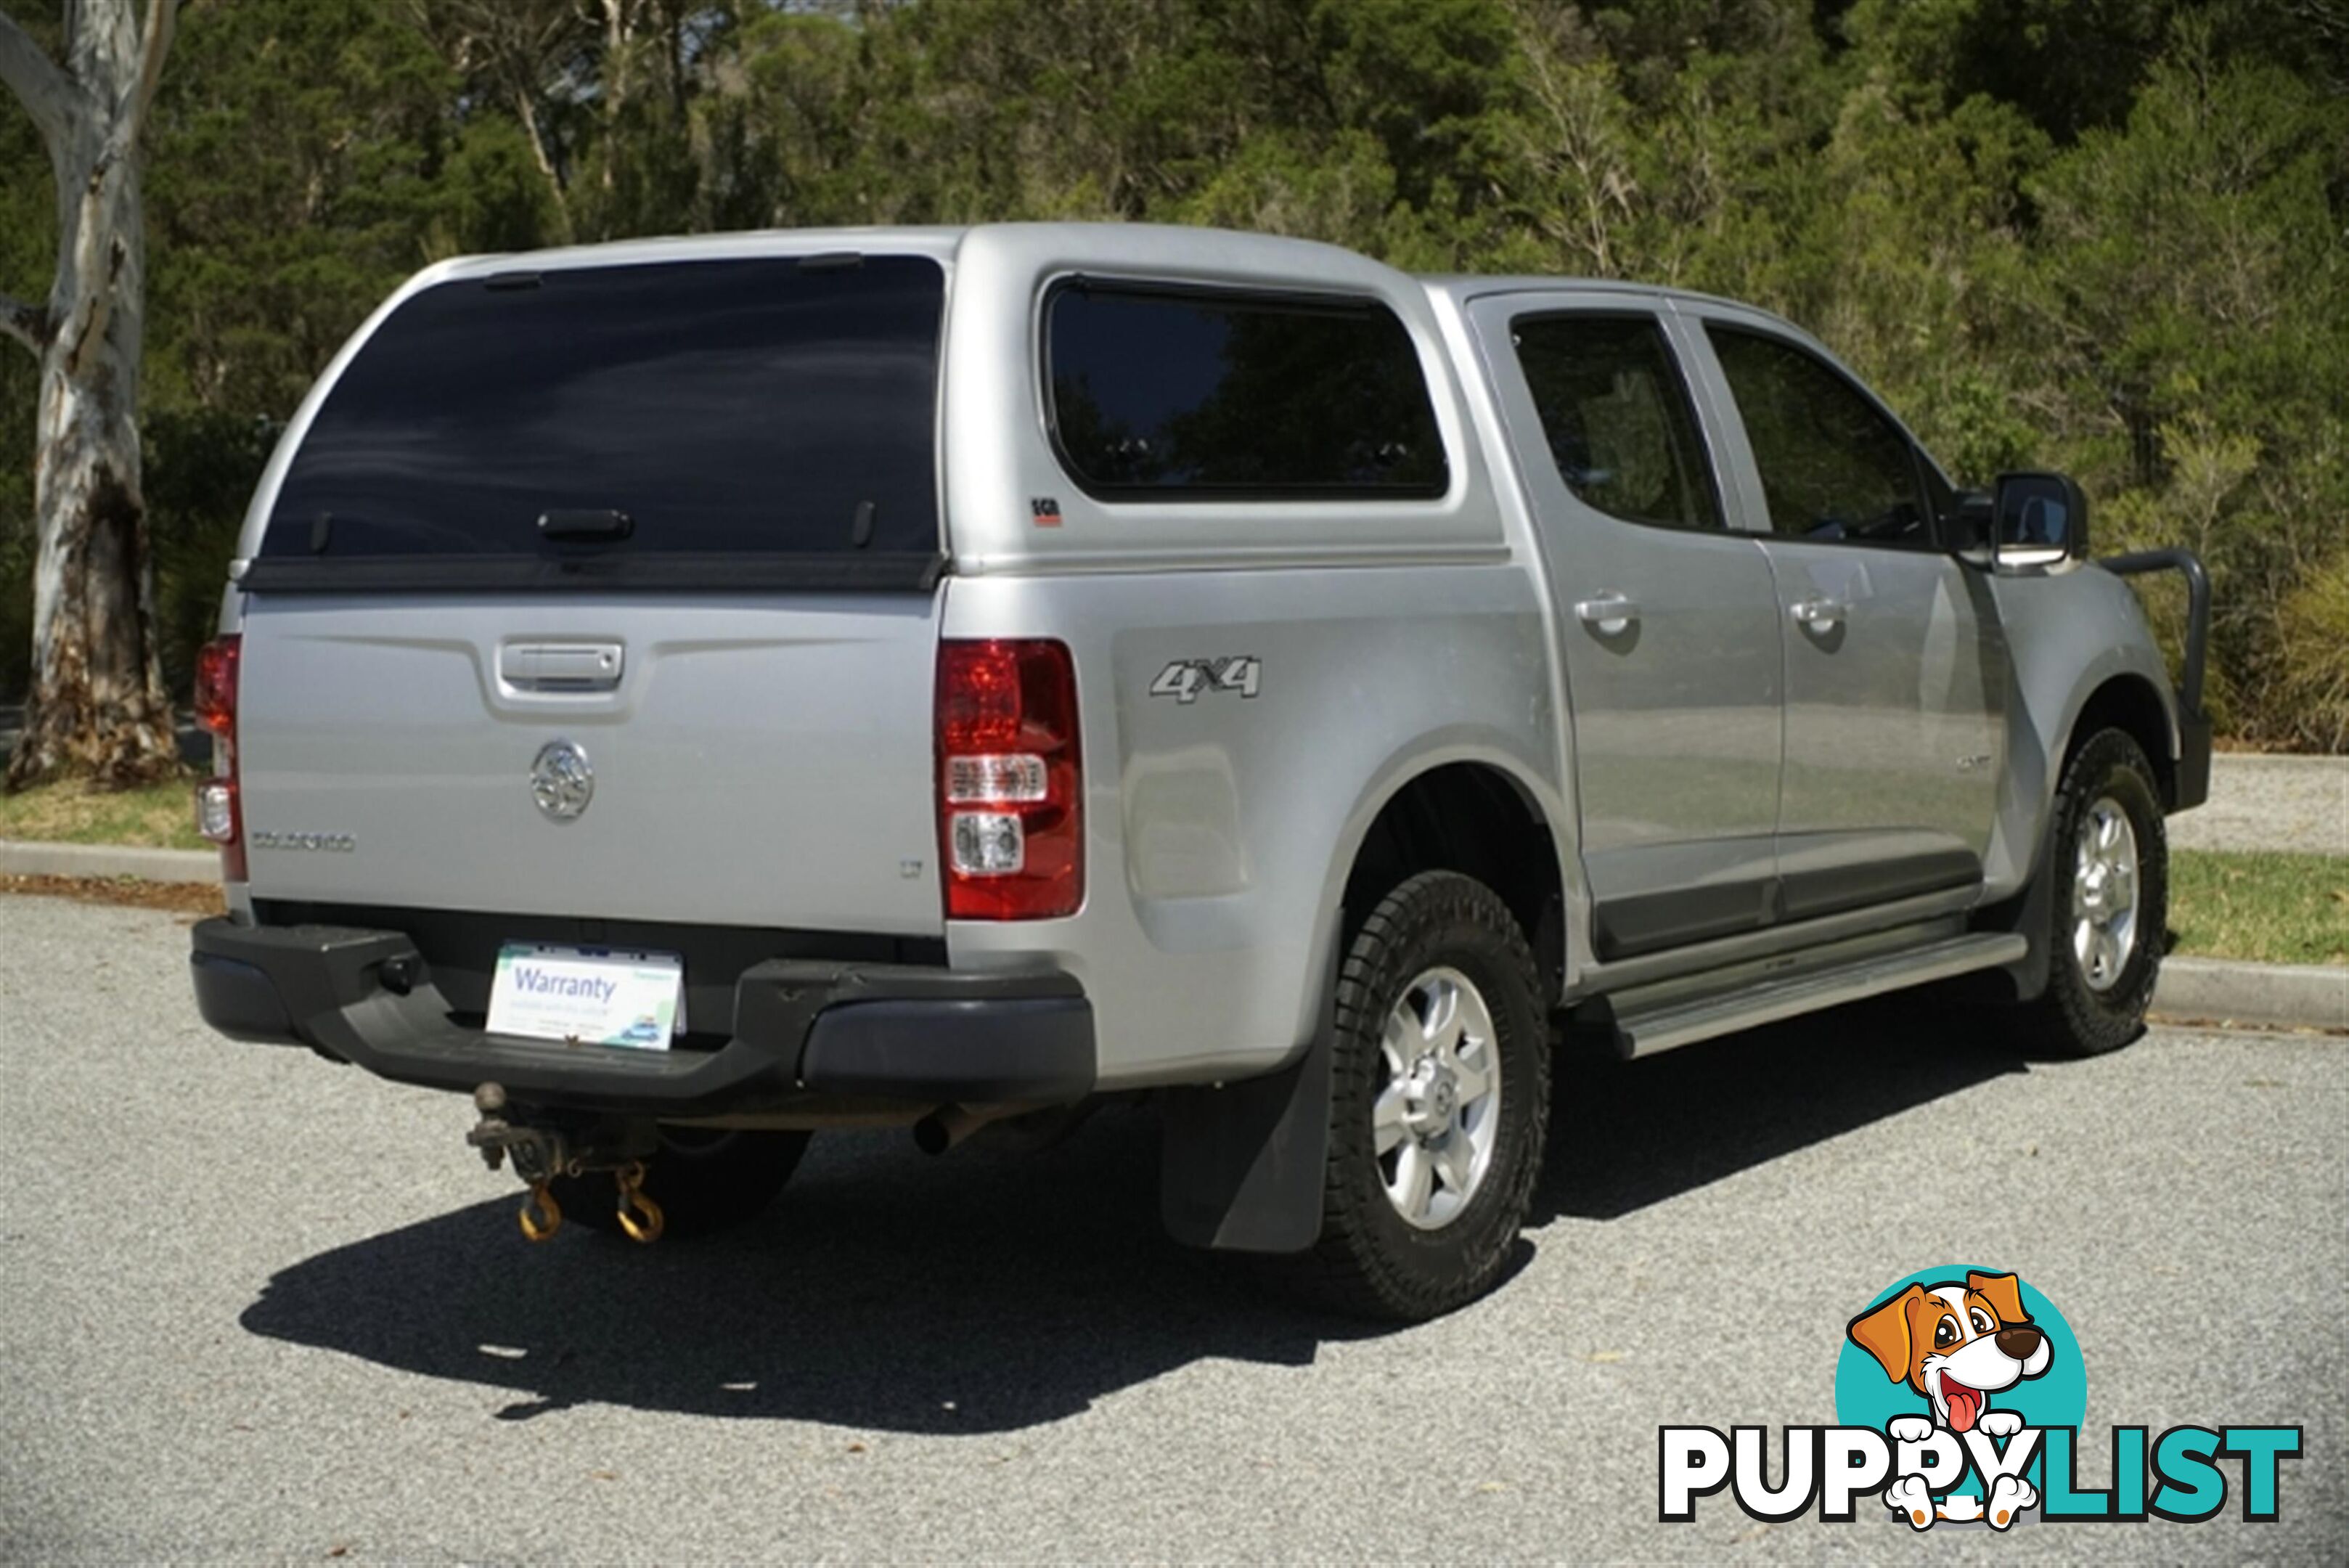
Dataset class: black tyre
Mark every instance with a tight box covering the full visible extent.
[1280,870,1551,1321]
[552,1127,809,1239]
[2013,727,2168,1056]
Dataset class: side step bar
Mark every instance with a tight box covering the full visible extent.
[1604,932,2028,1059]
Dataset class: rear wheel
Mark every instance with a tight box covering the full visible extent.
[2012,727,2167,1056]
[552,1127,809,1238]
[1278,870,1551,1321]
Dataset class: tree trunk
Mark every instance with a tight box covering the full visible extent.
[0,1,180,791]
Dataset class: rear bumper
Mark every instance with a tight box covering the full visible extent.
[189,917,1094,1115]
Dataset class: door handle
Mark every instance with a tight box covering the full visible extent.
[1574,592,1641,636]
[1789,597,1847,631]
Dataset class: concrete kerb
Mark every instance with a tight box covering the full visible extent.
[0,838,221,886]
[2151,956,2348,1034]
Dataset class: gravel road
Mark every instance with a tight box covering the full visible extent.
[2169,754,2349,856]
[1,894,2342,1564]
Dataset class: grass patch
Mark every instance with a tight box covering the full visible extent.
[0,777,205,852]
[2170,850,2348,967]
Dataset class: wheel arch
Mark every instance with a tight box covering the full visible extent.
[2063,672,2179,809]
[1328,753,1571,1006]
[1166,754,1567,1267]
[1977,668,2180,1005]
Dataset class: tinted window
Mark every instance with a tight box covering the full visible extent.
[264,256,943,560]
[1707,325,1930,548]
[1511,314,1718,529]
[1047,284,1446,498]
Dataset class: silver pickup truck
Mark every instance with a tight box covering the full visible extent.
[188,223,2210,1320]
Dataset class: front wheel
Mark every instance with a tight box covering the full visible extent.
[2013,727,2168,1056]
[552,1127,809,1239]
[1278,870,1551,1321]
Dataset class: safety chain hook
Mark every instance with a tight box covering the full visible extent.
[518,1180,563,1242]
[614,1161,664,1244]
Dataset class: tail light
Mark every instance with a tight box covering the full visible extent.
[192,634,245,881]
[936,639,1082,920]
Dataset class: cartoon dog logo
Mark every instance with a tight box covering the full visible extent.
[1848,1270,2052,1527]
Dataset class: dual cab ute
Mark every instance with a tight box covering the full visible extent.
[189,224,2209,1319]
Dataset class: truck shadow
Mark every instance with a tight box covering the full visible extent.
[240,1101,1357,1434]
[1535,991,2032,1222]
[239,995,2031,1432]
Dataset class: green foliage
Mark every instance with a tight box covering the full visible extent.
[143,407,278,698]
[2274,552,2349,753]
[0,10,54,700]
[0,0,2342,746]
[145,0,462,413]
[2022,36,2349,746]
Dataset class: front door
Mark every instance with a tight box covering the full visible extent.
[1679,311,2006,920]
[1472,297,1784,960]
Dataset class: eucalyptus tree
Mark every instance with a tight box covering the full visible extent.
[0,0,181,788]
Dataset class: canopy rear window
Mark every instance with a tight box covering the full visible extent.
[252,254,944,590]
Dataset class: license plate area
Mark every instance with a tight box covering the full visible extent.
[486,942,685,1050]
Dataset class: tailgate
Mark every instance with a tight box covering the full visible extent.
[234,593,945,935]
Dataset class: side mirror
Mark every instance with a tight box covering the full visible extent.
[1990,470,2088,570]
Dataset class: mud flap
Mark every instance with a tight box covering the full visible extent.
[1158,950,1333,1253]
[1974,822,2055,1004]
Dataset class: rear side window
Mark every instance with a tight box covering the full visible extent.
[259,255,944,575]
[1704,324,1932,549]
[1511,314,1719,530]
[1046,282,1447,499]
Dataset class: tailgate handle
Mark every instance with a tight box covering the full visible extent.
[500,642,624,693]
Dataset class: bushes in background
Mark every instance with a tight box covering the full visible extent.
[1,0,2342,746]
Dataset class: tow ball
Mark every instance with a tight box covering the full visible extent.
[465,1082,666,1245]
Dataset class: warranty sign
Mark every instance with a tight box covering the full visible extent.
[486,942,685,1049]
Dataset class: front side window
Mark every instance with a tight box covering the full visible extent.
[1511,314,1719,530]
[1046,282,1447,499]
[1706,324,1932,549]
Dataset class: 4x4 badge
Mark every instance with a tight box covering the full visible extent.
[530,739,595,821]
[1151,656,1262,703]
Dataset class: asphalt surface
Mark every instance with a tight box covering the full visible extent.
[1,894,2342,1564]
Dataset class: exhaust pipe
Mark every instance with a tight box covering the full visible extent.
[912,1103,1024,1155]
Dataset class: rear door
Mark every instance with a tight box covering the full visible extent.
[1471,295,1784,960]
[232,252,951,934]
[1676,311,2005,920]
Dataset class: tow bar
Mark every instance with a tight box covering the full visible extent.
[465,1082,666,1244]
